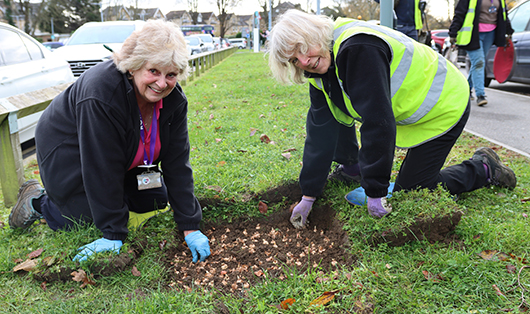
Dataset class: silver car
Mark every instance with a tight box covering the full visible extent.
[0,22,74,144]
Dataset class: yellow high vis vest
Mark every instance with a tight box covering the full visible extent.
[456,0,508,45]
[309,18,469,148]
[414,0,423,30]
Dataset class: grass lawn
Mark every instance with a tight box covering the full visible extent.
[1,50,529,313]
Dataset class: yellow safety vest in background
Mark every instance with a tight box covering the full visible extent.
[414,0,423,30]
[309,18,469,149]
[456,0,508,45]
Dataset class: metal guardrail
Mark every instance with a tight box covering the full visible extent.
[0,47,237,207]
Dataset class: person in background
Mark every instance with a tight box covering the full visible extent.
[9,19,211,263]
[449,0,513,106]
[267,9,516,228]
[374,0,424,40]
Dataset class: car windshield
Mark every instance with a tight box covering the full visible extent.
[186,37,200,45]
[67,25,136,45]
[196,35,213,43]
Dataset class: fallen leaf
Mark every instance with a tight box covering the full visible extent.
[259,114,265,118]
[215,126,222,130]
[282,148,297,152]
[281,153,291,160]
[42,256,56,267]
[254,270,264,277]
[71,269,96,288]
[523,213,528,218]
[215,138,222,143]
[289,202,299,213]
[159,239,167,250]
[27,248,44,259]
[521,198,530,203]
[249,128,258,136]
[492,284,505,296]
[13,259,38,272]
[217,161,226,167]
[40,281,47,291]
[131,266,141,277]
[209,114,214,120]
[309,290,340,307]
[212,84,217,88]
[206,185,223,193]
[385,264,391,269]
[422,270,443,282]
[281,298,295,309]
[260,134,271,144]
[0,221,4,229]
[258,201,268,214]
[478,250,510,261]
[506,264,517,274]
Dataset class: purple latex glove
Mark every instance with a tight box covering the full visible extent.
[367,197,393,218]
[290,196,315,229]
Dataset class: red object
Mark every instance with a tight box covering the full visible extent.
[431,29,449,52]
[493,38,515,83]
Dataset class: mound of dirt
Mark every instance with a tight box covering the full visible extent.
[165,202,354,294]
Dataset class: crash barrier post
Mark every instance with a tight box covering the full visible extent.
[182,46,237,86]
[0,83,71,207]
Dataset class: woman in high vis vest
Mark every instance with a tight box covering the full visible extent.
[267,10,516,227]
[449,0,513,106]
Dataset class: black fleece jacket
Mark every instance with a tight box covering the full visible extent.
[36,61,201,241]
[300,34,395,199]
[449,0,514,51]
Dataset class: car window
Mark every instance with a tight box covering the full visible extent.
[509,1,530,33]
[197,35,213,43]
[67,25,136,45]
[187,37,200,45]
[0,28,32,65]
[21,35,44,61]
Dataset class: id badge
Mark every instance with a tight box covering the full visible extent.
[488,5,497,13]
[137,171,162,190]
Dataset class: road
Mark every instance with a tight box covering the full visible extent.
[464,81,530,158]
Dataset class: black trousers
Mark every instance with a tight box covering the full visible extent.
[394,103,488,195]
[337,102,488,195]
[40,168,168,231]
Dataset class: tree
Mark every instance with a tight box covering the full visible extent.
[187,0,199,24]
[38,0,100,34]
[257,0,278,30]
[215,0,239,38]
[343,0,379,20]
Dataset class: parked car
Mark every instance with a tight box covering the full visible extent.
[229,38,247,49]
[185,36,207,55]
[213,37,221,49]
[0,22,75,144]
[53,20,145,77]
[187,34,215,52]
[430,29,449,54]
[42,41,64,51]
[484,0,530,86]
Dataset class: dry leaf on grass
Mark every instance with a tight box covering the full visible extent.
[309,290,341,307]
[492,284,505,296]
[71,269,96,288]
[131,266,141,277]
[260,134,271,144]
[27,248,44,259]
[13,259,38,272]
[258,201,268,214]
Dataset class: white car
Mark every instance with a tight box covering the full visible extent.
[53,20,145,78]
[229,38,247,49]
[0,22,74,144]
[185,36,207,55]
[187,34,215,52]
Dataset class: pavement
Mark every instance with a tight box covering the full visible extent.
[464,81,530,158]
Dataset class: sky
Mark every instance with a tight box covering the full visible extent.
[115,0,450,19]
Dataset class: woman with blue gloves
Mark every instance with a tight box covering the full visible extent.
[267,10,517,228]
[8,20,210,263]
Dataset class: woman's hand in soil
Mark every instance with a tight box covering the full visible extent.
[367,197,392,218]
[73,238,123,262]
[184,230,211,263]
[290,196,316,229]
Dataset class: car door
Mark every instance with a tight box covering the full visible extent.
[508,1,530,83]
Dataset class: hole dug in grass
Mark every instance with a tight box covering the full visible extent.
[27,182,463,299]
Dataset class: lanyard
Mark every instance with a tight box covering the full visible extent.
[139,108,157,166]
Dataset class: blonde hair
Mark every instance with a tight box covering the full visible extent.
[267,9,334,85]
[113,19,189,81]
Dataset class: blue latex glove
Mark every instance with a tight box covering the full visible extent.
[73,238,123,262]
[185,230,211,263]
[345,182,395,206]
[290,196,315,229]
[367,197,392,218]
